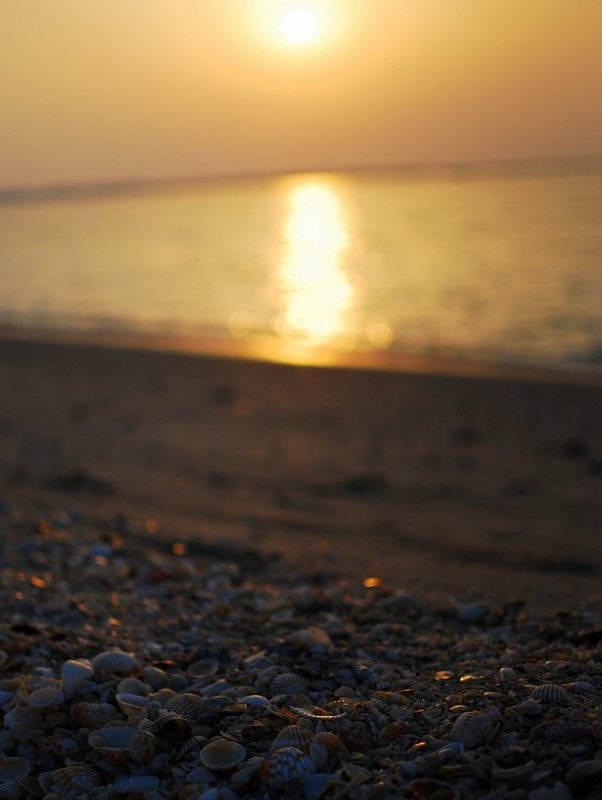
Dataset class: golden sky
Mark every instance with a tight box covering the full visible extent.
[1,0,601,188]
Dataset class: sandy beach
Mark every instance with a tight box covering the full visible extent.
[1,335,601,799]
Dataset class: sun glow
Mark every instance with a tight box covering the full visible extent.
[279,4,320,45]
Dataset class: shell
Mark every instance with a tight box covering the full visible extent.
[231,756,267,788]
[188,658,219,680]
[165,692,206,722]
[265,746,316,789]
[91,649,137,676]
[150,713,194,744]
[61,658,94,699]
[39,764,101,797]
[199,738,247,771]
[530,683,570,705]
[115,691,149,716]
[117,676,150,696]
[0,781,21,800]
[270,725,313,753]
[0,756,31,781]
[240,694,271,707]
[269,672,307,696]
[449,711,493,748]
[2,707,44,741]
[88,726,137,762]
[71,701,119,729]
[114,775,160,794]
[26,685,64,709]
[129,729,157,764]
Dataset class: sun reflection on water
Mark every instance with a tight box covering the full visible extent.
[275,178,357,347]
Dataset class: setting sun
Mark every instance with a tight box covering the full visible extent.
[279,4,320,45]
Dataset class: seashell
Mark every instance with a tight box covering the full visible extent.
[71,701,119,729]
[379,721,410,744]
[129,729,157,764]
[0,781,21,800]
[0,691,14,708]
[308,741,328,771]
[113,775,160,794]
[0,651,7,670]
[150,687,177,705]
[199,738,247,771]
[312,731,349,755]
[3,707,44,741]
[497,667,518,686]
[91,649,137,677]
[61,658,94,699]
[566,759,602,792]
[240,694,271,707]
[530,683,570,705]
[174,734,207,765]
[269,672,307,696]
[0,756,31,781]
[150,713,194,744]
[231,756,267,788]
[116,676,149,696]
[179,784,208,800]
[265,746,316,790]
[270,725,313,753]
[143,666,169,690]
[165,693,229,723]
[115,691,149,716]
[187,657,219,680]
[26,685,64,709]
[449,711,493,748]
[290,705,346,720]
[88,726,137,762]
[39,764,100,797]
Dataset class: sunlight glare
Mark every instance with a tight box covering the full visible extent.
[279,4,320,45]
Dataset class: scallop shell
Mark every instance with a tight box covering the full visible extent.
[150,713,194,744]
[91,649,137,676]
[61,658,94,699]
[115,691,149,716]
[165,692,205,722]
[114,775,160,794]
[199,738,247,771]
[231,756,267,788]
[39,764,100,797]
[265,746,316,789]
[530,683,570,705]
[0,756,31,781]
[269,672,307,696]
[71,701,119,729]
[26,685,64,709]
[129,729,157,764]
[270,725,313,753]
[449,711,493,748]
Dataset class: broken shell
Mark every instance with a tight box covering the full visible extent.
[91,649,137,677]
[449,711,493,748]
[270,725,313,753]
[39,764,101,796]
[61,659,94,699]
[199,738,247,771]
[530,683,570,705]
[71,701,119,729]
[265,746,316,789]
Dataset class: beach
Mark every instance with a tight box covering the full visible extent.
[1,335,601,799]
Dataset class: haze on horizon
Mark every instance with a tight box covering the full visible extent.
[1,0,601,189]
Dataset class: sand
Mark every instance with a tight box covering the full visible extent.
[0,334,600,612]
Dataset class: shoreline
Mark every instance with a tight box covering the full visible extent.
[1,333,601,612]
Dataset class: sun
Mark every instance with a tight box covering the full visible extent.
[279,4,320,45]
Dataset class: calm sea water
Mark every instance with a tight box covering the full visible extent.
[1,159,601,369]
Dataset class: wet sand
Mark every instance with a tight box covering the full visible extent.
[1,334,601,612]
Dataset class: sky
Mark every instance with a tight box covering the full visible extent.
[1,0,601,188]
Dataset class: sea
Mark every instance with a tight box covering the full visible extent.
[1,157,601,372]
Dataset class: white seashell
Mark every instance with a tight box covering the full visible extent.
[266,746,316,789]
[26,685,64,709]
[61,658,94,699]
[114,775,160,794]
[199,738,247,771]
[91,649,137,676]
[115,691,149,716]
[116,676,149,696]
[449,711,493,748]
